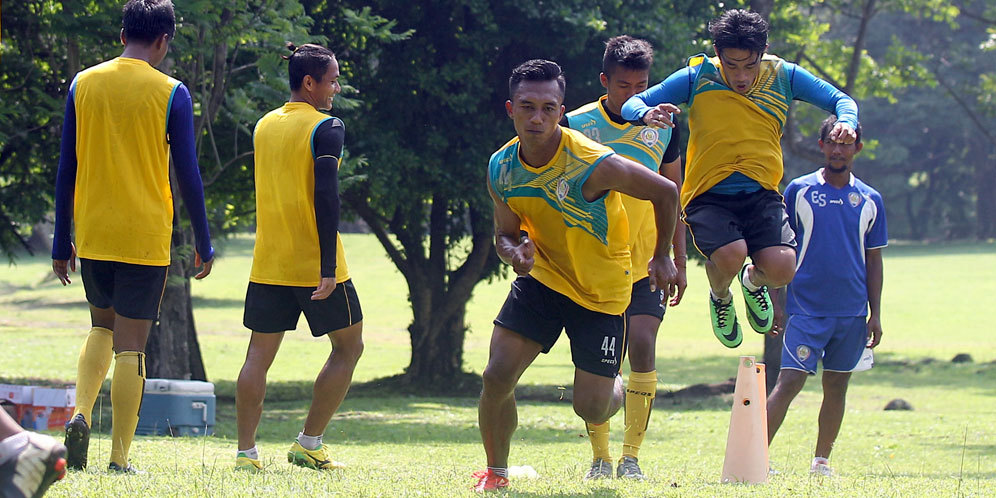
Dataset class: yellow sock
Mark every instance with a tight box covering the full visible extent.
[71,327,114,425]
[110,351,146,467]
[622,370,657,459]
[586,421,611,461]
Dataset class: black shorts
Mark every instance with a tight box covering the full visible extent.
[683,189,796,259]
[626,277,666,320]
[243,280,362,337]
[494,276,626,378]
[80,258,168,320]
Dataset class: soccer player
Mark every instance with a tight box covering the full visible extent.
[562,36,686,481]
[474,59,680,492]
[52,0,214,473]
[621,9,859,348]
[234,43,363,473]
[0,409,67,498]
[766,116,886,476]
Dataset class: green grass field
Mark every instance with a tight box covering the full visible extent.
[1,235,994,496]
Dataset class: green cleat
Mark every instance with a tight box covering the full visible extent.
[710,291,742,348]
[739,265,773,334]
[287,442,345,471]
[235,453,262,472]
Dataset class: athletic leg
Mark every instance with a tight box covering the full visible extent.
[815,371,851,459]
[236,331,285,451]
[108,315,152,469]
[479,325,542,469]
[766,369,808,445]
[301,321,364,437]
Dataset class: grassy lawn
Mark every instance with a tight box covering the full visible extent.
[1,235,994,496]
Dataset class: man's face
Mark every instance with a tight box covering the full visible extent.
[600,68,649,114]
[715,46,763,95]
[313,58,342,111]
[819,137,863,174]
[505,79,564,147]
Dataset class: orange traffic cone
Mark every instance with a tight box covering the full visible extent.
[720,356,769,484]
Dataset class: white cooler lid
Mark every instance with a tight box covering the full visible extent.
[144,379,215,394]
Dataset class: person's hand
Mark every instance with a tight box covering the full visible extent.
[510,236,535,276]
[641,103,681,128]
[648,256,679,305]
[866,314,883,348]
[312,277,337,300]
[193,251,213,280]
[668,258,687,306]
[772,304,787,336]
[828,122,856,144]
[52,243,77,285]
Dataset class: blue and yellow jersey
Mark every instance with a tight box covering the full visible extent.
[489,127,632,314]
[567,96,671,281]
[251,102,350,287]
[70,57,180,265]
[622,53,858,207]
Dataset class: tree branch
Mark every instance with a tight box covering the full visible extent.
[342,191,410,280]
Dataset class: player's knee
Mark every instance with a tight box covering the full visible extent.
[481,364,517,396]
[822,374,850,397]
[573,398,611,424]
[710,246,747,275]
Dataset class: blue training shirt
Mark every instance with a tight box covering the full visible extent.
[784,169,888,317]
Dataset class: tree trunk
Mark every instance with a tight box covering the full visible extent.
[750,0,774,20]
[145,234,208,381]
[405,303,467,386]
[762,334,782,394]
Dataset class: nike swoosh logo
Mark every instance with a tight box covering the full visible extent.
[722,325,739,342]
[746,307,770,329]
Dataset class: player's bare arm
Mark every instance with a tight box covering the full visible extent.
[660,155,687,306]
[488,180,534,276]
[583,154,679,295]
[865,247,884,348]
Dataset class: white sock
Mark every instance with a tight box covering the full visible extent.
[0,431,29,465]
[488,466,509,478]
[742,266,761,292]
[297,432,322,450]
[710,289,733,303]
[237,445,258,459]
[812,457,829,467]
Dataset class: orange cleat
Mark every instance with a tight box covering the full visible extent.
[472,469,509,492]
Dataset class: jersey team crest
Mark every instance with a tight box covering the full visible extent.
[557,177,570,201]
[639,127,659,147]
[797,345,811,362]
[848,192,862,207]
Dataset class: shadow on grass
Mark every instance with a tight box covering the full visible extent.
[885,240,996,258]
[5,297,89,310]
[850,354,996,395]
[190,297,244,309]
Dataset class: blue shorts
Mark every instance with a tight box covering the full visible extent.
[780,315,867,375]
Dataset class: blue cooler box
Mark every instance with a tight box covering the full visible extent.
[136,379,215,436]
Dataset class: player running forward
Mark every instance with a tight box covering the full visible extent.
[234,43,363,473]
[474,59,680,492]
[563,35,686,481]
[52,0,214,473]
[766,116,886,477]
[622,9,859,348]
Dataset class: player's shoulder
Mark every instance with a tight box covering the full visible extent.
[489,136,520,166]
[566,100,600,119]
[788,170,822,189]
[851,174,883,200]
[563,127,612,159]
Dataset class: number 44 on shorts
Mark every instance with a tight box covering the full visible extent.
[601,336,616,356]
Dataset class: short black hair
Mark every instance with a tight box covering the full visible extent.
[285,43,336,92]
[820,115,862,144]
[122,0,176,45]
[602,35,654,78]
[508,59,566,100]
[708,9,768,56]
